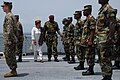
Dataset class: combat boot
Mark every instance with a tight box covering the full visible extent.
[112,61,120,69]
[54,57,59,62]
[101,75,112,80]
[4,69,17,77]
[82,66,94,75]
[74,61,85,70]
[66,55,70,61]
[17,54,22,62]
[48,54,51,61]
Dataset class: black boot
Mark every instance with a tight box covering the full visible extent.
[82,66,94,75]
[54,57,59,62]
[17,54,22,62]
[68,57,75,64]
[74,62,84,70]
[102,75,112,80]
[48,54,51,62]
[112,61,120,69]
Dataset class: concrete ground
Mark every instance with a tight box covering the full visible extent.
[0,55,120,80]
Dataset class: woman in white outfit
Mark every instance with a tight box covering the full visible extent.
[31,20,43,62]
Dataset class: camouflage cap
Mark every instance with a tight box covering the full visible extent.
[83,5,92,11]
[74,11,82,15]
[1,1,12,7]
[62,18,68,22]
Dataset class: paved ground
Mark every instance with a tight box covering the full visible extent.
[0,55,120,80]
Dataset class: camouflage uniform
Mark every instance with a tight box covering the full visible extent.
[62,18,70,61]
[44,21,59,59]
[112,17,120,69]
[81,15,96,66]
[82,5,96,75]
[15,15,24,62]
[66,22,75,62]
[96,3,113,77]
[3,12,17,70]
[74,19,84,62]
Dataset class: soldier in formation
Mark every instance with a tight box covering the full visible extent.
[73,11,85,70]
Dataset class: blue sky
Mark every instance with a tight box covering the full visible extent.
[0,0,120,33]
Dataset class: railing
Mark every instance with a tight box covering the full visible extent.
[0,34,64,55]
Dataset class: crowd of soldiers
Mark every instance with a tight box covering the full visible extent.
[1,0,120,80]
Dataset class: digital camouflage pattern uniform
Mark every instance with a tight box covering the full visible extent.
[44,21,59,59]
[3,12,17,70]
[96,3,113,77]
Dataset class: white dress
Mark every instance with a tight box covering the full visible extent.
[31,27,43,60]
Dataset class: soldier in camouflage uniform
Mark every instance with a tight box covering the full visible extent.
[1,2,18,77]
[66,17,76,64]
[62,18,70,61]
[15,15,24,62]
[112,9,120,69]
[81,5,96,75]
[73,11,85,70]
[43,15,62,62]
[96,0,115,79]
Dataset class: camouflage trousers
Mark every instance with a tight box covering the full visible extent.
[75,45,86,62]
[4,43,17,70]
[63,42,69,58]
[16,42,23,59]
[98,44,113,77]
[86,46,95,66]
[46,35,58,58]
[112,45,120,61]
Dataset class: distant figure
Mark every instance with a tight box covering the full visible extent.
[15,15,24,62]
[31,20,44,62]
[1,2,18,77]
[43,15,62,62]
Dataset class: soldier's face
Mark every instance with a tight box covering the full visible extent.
[74,14,81,19]
[83,10,87,16]
[49,16,54,22]
[2,5,8,12]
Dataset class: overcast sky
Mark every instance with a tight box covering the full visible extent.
[0,0,120,33]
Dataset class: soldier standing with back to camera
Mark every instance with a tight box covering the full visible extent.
[73,11,85,70]
[43,15,62,62]
[1,2,18,77]
[81,5,96,75]
[15,15,24,62]
[96,0,114,79]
